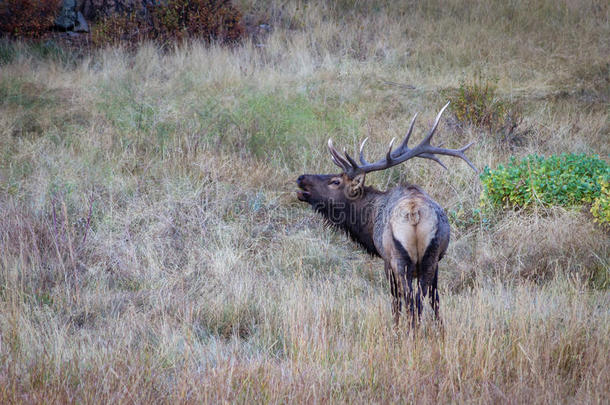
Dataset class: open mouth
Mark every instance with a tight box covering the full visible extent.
[296,188,310,201]
[296,178,311,201]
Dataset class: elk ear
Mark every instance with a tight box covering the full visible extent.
[348,173,366,197]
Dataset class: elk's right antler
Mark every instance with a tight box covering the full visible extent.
[328,102,477,177]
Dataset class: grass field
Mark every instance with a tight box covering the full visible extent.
[0,0,608,402]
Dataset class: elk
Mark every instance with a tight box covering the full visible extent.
[296,102,477,328]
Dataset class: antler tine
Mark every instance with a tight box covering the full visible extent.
[397,113,418,153]
[454,142,478,172]
[462,156,478,172]
[420,142,478,172]
[386,137,396,162]
[327,139,340,165]
[421,101,450,146]
[328,139,351,171]
[419,153,448,170]
[359,137,369,165]
[329,154,342,168]
[460,142,475,152]
[343,148,360,169]
[456,152,478,172]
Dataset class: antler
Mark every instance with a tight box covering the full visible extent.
[328,102,477,177]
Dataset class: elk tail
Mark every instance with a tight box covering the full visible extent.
[406,207,420,226]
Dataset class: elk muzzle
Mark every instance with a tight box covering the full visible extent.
[296,175,311,201]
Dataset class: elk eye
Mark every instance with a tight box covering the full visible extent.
[330,179,341,186]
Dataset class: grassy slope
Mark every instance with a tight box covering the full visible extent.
[0,0,608,402]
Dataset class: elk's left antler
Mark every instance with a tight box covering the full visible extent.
[328,102,478,176]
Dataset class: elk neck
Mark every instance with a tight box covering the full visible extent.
[315,186,383,257]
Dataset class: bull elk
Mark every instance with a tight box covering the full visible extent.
[296,102,477,328]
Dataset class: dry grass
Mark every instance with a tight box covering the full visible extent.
[0,0,609,403]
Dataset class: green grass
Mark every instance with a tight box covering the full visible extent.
[216,90,359,163]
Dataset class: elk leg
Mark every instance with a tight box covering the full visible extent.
[398,260,417,330]
[393,270,402,325]
[430,266,442,324]
[422,245,443,325]
[415,277,424,321]
[420,239,442,323]
[385,261,401,327]
[391,237,417,329]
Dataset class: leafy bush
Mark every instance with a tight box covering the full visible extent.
[91,0,244,47]
[590,176,609,227]
[448,73,523,145]
[480,154,610,225]
[0,0,61,38]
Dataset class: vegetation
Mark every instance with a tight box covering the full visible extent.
[591,175,610,227]
[0,0,608,402]
[91,0,244,47]
[481,154,610,225]
[448,73,524,146]
[0,0,61,38]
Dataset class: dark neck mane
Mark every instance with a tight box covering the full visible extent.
[314,187,381,257]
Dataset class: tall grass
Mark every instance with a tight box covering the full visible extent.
[1,0,608,402]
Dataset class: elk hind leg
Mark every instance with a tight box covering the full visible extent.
[430,267,441,323]
[420,238,442,323]
[385,261,401,327]
[392,237,418,330]
[402,261,418,330]
[415,273,424,321]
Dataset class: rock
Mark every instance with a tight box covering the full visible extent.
[73,12,89,32]
[75,0,87,11]
[55,0,77,30]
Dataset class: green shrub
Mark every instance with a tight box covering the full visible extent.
[590,176,610,227]
[91,0,244,47]
[480,154,609,225]
[448,73,523,145]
